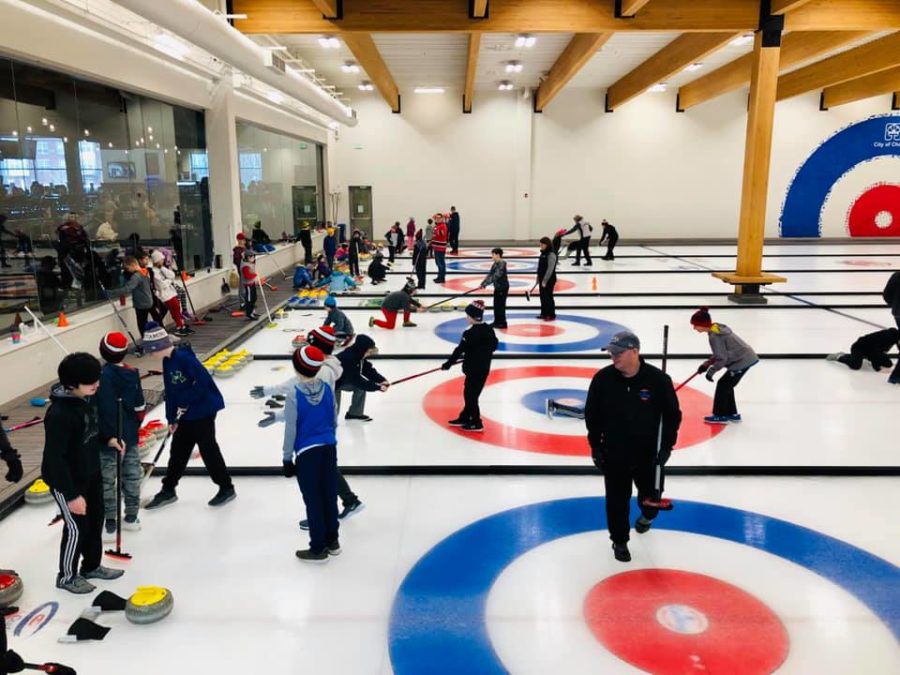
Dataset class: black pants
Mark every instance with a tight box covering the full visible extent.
[387,246,396,263]
[712,369,748,417]
[299,230,313,264]
[161,415,232,493]
[349,255,360,277]
[492,288,508,328]
[574,238,592,265]
[539,276,556,319]
[337,470,358,507]
[416,265,426,289]
[603,459,658,544]
[448,228,459,254]
[135,307,153,339]
[459,369,489,424]
[295,444,339,553]
[242,284,258,318]
[892,316,900,381]
[52,473,104,581]
[602,235,618,260]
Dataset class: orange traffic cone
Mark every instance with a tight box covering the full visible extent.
[56,311,69,328]
[591,276,598,292]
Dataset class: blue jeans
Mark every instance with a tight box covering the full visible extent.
[295,444,339,553]
[434,251,446,281]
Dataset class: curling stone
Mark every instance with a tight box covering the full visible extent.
[291,335,307,349]
[125,586,174,625]
[144,420,168,440]
[24,479,54,506]
[0,571,23,608]
[213,366,235,379]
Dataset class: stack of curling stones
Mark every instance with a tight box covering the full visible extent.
[24,479,53,506]
[0,570,23,608]
[126,586,174,624]
[287,289,328,308]
[138,420,168,459]
[203,349,253,379]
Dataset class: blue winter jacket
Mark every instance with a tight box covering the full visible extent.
[97,363,146,446]
[283,379,337,461]
[163,345,225,424]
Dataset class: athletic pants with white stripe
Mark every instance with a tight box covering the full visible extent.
[52,474,104,582]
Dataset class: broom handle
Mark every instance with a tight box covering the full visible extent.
[424,287,478,311]
[257,276,275,323]
[115,398,124,553]
[23,306,70,355]
[389,366,446,386]
[654,324,670,496]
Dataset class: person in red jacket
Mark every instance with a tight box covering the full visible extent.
[430,215,448,283]
[232,232,247,270]
[240,250,259,320]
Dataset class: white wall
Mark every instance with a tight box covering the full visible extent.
[330,86,896,240]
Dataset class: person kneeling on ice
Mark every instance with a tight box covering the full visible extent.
[442,300,498,433]
[282,346,341,563]
[368,252,388,285]
[323,295,355,344]
[293,263,314,291]
[690,307,758,424]
[370,278,425,329]
[97,332,145,539]
[141,323,236,510]
[584,331,682,563]
[335,334,389,422]
[316,270,358,294]
[827,328,900,382]
[42,353,125,594]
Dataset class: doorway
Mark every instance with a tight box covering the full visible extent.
[292,185,319,235]
[349,186,373,239]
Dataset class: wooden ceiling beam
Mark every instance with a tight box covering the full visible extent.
[463,32,481,113]
[777,32,900,101]
[341,33,400,113]
[233,0,900,33]
[534,33,612,112]
[470,0,489,19]
[616,0,653,17]
[770,0,814,14]
[309,0,341,19]
[606,32,738,111]
[820,65,900,108]
[677,30,870,111]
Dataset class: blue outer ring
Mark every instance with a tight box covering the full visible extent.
[388,497,900,674]
[446,260,538,273]
[433,313,626,353]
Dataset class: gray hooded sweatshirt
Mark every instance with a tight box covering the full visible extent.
[707,323,758,375]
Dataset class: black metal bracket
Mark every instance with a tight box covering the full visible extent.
[322,0,343,20]
[605,92,613,113]
[759,0,785,48]
[463,94,473,114]
[819,91,829,112]
[675,92,685,113]
[392,94,401,115]
[614,0,636,19]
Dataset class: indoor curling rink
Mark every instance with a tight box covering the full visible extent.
[3,243,899,674]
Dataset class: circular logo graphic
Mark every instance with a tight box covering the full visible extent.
[423,366,723,455]
[440,275,576,295]
[847,184,900,237]
[434,313,624,353]
[586,569,788,673]
[388,497,900,674]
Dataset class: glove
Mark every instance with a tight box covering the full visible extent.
[272,395,286,402]
[250,386,266,399]
[1,449,23,483]
[282,460,295,478]
[591,450,606,471]
[2,649,25,673]
[658,447,672,466]
[697,362,710,374]
[265,399,284,409]
[705,370,715,382]
[441,361,453,371]
[258,411,276,428]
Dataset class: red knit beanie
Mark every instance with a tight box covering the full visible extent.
[292,345,325,377]
[690,307,713,328]
[99,332,129,363]
[307,326,337,354]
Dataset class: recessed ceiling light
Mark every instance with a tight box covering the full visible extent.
[414,87,445,94]
[341,62,360,73]
[649,82,668,93]
[358,81,375,91]
[318,36,341,49]
[514,34,536,48]
[498,81,514,91]
[505,61,524,73]
[686,62,704,72]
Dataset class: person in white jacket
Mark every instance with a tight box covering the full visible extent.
[252,325,364,523]
[150,250,191,337]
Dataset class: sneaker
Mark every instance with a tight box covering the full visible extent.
[144,490,178,510]
[635,516,653,534]
[402,321,417,327]
[295,549,329,564]
[368,316,375,327]
[727,414,742,423]
[344,414,373,422]
[339,501,365,520]
[208,486,236,507]
[462,421,484,433]
[56,575,95,595]
[612,542,631,562]
[298,519,310,531]
[448,417,467,427]
[82,565,125,581]
[571,261,581,266]
[583,262,593,267]
[889,372,900,385]
[704,415,730,425]
[545,399,555,420]
[103,518,117,541]
[326,541,342,557]
[123,515,142,532]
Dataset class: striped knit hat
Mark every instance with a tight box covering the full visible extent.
[307,325,337,354]
[142,322,173,354]
[292,345,325,377]
[465,300,486,321]
[99,332,129,363]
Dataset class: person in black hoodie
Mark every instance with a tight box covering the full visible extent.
[97,332,146,537]
[584,331,682,563]
[335,334,389,422]
[348,229,363,278]
[599,219,619,261]
[42,353,125,594]
[535,235,559,321]
[368,252,388,285]
[442,300,498,432]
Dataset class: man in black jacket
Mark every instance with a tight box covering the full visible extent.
[335,334,389,421]
[442,300,499,432]
[584,331,681,562]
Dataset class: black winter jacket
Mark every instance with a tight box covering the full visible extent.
[40,384,102,501]
[884,272,900,317]
[97,363,146,447]
[448,323,498,375]
[584,360,681,464]
[336,335,386,392]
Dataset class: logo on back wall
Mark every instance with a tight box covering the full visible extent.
[886,123,900,142]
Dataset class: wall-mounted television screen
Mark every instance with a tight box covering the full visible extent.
[107,161,136,179]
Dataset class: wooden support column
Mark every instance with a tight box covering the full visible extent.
[341,33,401,113]
[820,66,900,109]
[463,32,481,113]
[712,14,787,302]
